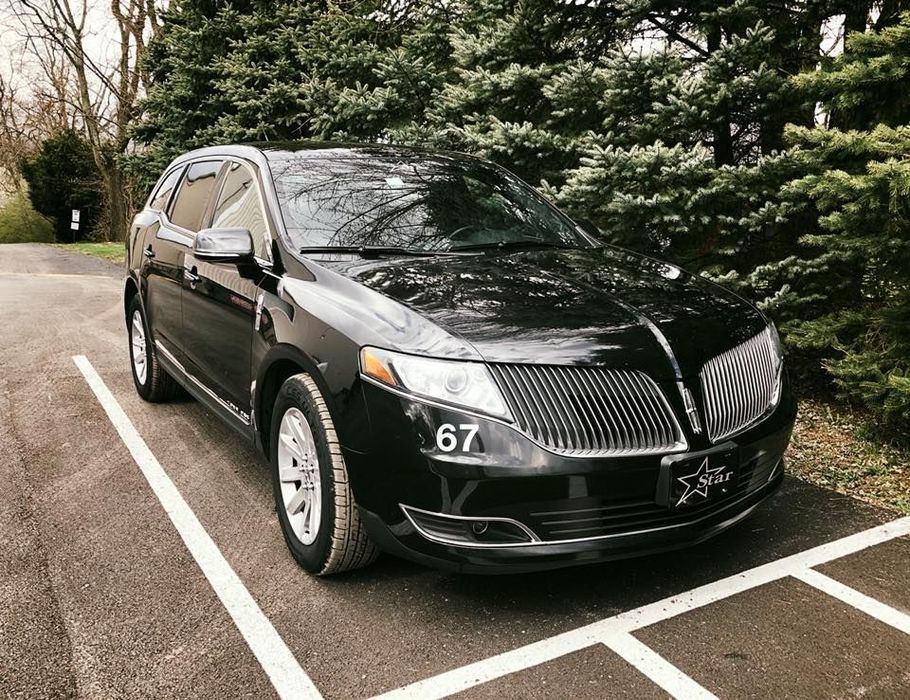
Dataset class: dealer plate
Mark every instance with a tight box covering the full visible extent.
[659,445,739,509]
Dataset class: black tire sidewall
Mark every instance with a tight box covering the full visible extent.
[269,376,337,573]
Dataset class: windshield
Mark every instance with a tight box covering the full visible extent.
[268,150,592,252]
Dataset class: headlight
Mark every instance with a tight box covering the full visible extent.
[767,321,784,366]
[767,321,784,405]
[360,347,512,420]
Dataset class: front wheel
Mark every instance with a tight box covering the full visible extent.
[127,296,177,402]
[270,373,378,575]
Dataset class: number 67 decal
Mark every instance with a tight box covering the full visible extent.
[435,423,480,453]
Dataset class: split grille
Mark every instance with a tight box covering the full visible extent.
[700,327,781,442]
[489,364,686,456]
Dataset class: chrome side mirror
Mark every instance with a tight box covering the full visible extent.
[193,227,254,262]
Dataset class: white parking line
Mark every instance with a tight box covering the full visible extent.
[72,353,910,700]
[793,568,910,635]
[0,272,116,280]
[604,632,718,699]
[73,356,321,700]
[375,516,910,699]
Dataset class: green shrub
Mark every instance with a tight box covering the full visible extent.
[20,129,102,241]
[0,191,55,243]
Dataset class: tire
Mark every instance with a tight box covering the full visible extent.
[270,373,378,575]
[127,295,178,402]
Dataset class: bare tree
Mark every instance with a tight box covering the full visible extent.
[0,53,73,193]
[0,73,27,193]
[8,0,161,240]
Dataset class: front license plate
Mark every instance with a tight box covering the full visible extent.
[661,446,738,509]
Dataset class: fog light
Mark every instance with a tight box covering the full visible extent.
[400,505,540,546]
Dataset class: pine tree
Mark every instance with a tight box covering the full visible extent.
[765,15,910,428]
[127,0,258,186]
[551,1,819,266]
[129,0,910,431]
[418,0,605,186]
[202,2,319,143]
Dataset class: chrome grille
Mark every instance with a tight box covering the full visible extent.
[489,364,686,456]
[700,327,781,442]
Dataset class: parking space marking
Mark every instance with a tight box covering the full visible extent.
[72,356,321,700]
[376,517,910,699]
[793,568,910,635]
[604,632,718,699]
[0,272,116,280]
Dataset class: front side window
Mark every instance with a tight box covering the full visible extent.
[211,162,270,259]
[168,160,222,232]
[149,167,183,212]
[269,151,590,252]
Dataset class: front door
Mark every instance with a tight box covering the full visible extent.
[150,159,224,365]
[142,166,188,356]
[181,160,273,422]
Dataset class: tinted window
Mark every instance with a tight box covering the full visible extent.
[212,162,270,259]
[168,160,222,232]
[269,151,589,252]
[149,167,183,211]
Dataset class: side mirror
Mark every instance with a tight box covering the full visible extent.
[575,218,604,240]
[193,227,254,262]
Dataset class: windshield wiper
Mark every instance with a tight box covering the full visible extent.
[299,245,464,258]
[448,240,577,253]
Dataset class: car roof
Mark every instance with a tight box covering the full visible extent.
[170,141,480,169]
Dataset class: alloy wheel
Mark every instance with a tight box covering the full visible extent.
[277,407,322,545]
[131,309,148,385]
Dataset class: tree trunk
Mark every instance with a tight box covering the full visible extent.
[875,0,906,30]
[842,1,870,40]
[827,2,874,130]
[101,164,128,242]
[707,26,734,166]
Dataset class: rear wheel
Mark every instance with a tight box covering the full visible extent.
[127,296,177,402]
[270,373,378,575]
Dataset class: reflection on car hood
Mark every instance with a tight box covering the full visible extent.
[319,247,765,378]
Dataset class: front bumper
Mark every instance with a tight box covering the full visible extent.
[345,376,796,574]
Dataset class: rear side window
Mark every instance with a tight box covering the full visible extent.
[149,167,183,211]
[211,162,270,259]
[168,160,222,232]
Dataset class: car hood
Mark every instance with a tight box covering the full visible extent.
[317,247,766,379]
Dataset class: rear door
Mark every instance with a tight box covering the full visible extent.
[149,159,224,365]
[181,159,273,421]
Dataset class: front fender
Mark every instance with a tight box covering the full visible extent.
[252,320,370,455]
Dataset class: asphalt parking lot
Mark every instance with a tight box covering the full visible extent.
[2,242,908,699]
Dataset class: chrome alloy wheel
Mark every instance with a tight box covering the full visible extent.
[277,407,322,545]
[130,309,148,385]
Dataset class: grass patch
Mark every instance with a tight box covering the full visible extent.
[0,191,55,243]
[788,398,910,515]
[54,241,125,264]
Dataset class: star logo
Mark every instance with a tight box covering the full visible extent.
[676,457,732,507]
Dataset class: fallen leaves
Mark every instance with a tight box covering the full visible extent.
[787,399,910,515]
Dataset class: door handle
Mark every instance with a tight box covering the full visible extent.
[184,265,199,285]
[143,245,155,259]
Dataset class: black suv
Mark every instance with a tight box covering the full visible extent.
[125,143,796,575]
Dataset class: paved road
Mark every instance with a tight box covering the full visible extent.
[1,242,908,699]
